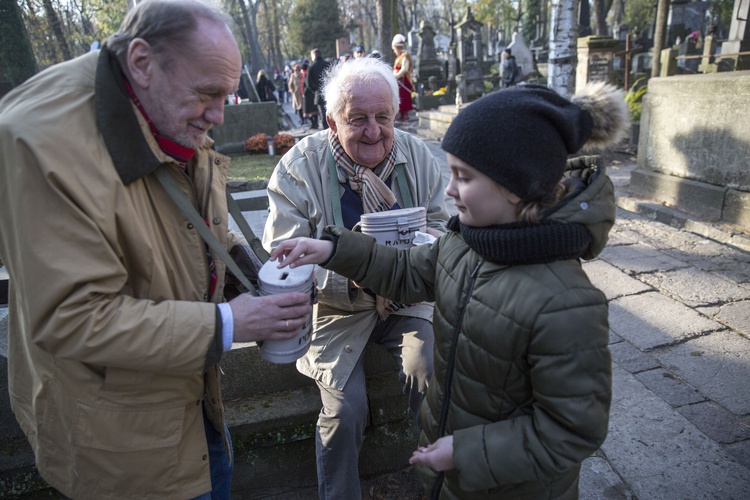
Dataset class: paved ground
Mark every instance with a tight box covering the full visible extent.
[252,102,750,499]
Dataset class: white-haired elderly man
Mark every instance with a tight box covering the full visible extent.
[263,57,449,499]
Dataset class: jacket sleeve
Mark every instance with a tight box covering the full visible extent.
[263,153,323,249]
[321,226,439,305]
[452,290,612,491]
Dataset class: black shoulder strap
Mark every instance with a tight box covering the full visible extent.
[154,164,259,295]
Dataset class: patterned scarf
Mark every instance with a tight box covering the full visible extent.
[328,130,397,213]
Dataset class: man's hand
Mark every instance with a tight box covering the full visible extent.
[229,292,312,343]
[409,435,454,472]
[270,237,334,269]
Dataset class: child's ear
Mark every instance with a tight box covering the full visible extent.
[508,191,522,206]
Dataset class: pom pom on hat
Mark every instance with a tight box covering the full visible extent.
[392,34,406,47]
[572,81,629,150]
[441,83,627,202]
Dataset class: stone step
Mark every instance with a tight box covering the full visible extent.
[227,366,418,498]
[230,189,269,212]
[0,322,417,498]
[418,110,455,136]
[414,126,445,143]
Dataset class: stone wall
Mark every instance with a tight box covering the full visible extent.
[210,101,278,155]
[632,71,750,229]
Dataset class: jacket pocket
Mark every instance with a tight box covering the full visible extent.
[69,401,191,494]
[72,400,184,451]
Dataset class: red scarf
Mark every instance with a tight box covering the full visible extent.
[122,78,196,165]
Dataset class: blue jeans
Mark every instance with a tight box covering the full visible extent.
[192,411,234,500]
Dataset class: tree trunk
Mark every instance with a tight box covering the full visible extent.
[651,0,670,77]
[271,0,284,70]
[548,0,578,96]
[0,0,38,95]
[42,0,72,61]
[238,0,265,75]
[376,0,398,63]
[592,0,613,35]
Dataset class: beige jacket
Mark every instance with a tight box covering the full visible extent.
[0,48,237,498]
[263,129,449,389]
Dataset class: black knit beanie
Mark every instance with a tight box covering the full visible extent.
[442,85,603,202]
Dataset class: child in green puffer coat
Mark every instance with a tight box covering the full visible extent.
[270,83,628,499]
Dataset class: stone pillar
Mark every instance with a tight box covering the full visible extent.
[416,21,444,87]
[576,35,620,93]
[722,0,750,70]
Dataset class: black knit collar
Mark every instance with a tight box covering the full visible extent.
[447,215,591,266]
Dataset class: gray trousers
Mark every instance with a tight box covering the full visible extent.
[315,315,434,500]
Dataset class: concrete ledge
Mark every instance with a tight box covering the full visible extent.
[230,190,269,212]
[629,168,727,221]
[227,370,417,498]
[616,194,750,253]
[724,189,750,229]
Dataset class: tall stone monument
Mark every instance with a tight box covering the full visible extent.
[416,21,444,87]
[505,32,535,81]
[455,8,485,101]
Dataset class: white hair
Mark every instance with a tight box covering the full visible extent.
[322,57,399,123]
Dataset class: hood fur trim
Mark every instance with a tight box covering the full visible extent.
[572,82,629,151]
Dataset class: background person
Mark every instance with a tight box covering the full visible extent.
[501,48,521,88]
[391,33,414,121]
[288,63,305,124]
[269,82,628,499]
[263,56,449,499]
[304,48,329,130]
[0,1,312,498]
[256,69,277,102]
[353,45,367,58]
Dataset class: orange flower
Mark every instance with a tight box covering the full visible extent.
[244,133,270,153]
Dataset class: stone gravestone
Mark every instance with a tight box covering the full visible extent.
[505,32,535,82]
[446,42,458,90]
[576,35,620,93]
[455,8,485,101]
[416,21,444,87]
[667,0,708,47]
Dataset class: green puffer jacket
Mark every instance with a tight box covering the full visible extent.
[321,157,614,499]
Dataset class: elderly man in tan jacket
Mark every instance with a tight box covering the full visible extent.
[0,1,311,498]
[264,56,449,499]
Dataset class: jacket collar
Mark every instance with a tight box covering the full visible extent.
[95,45,167,185]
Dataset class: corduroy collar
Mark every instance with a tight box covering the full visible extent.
[95,45,164,185]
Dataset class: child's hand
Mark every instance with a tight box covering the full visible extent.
[408,435,454,471]
[270,237,334,269]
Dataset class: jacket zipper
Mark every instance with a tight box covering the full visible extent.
[431,259,483,500]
